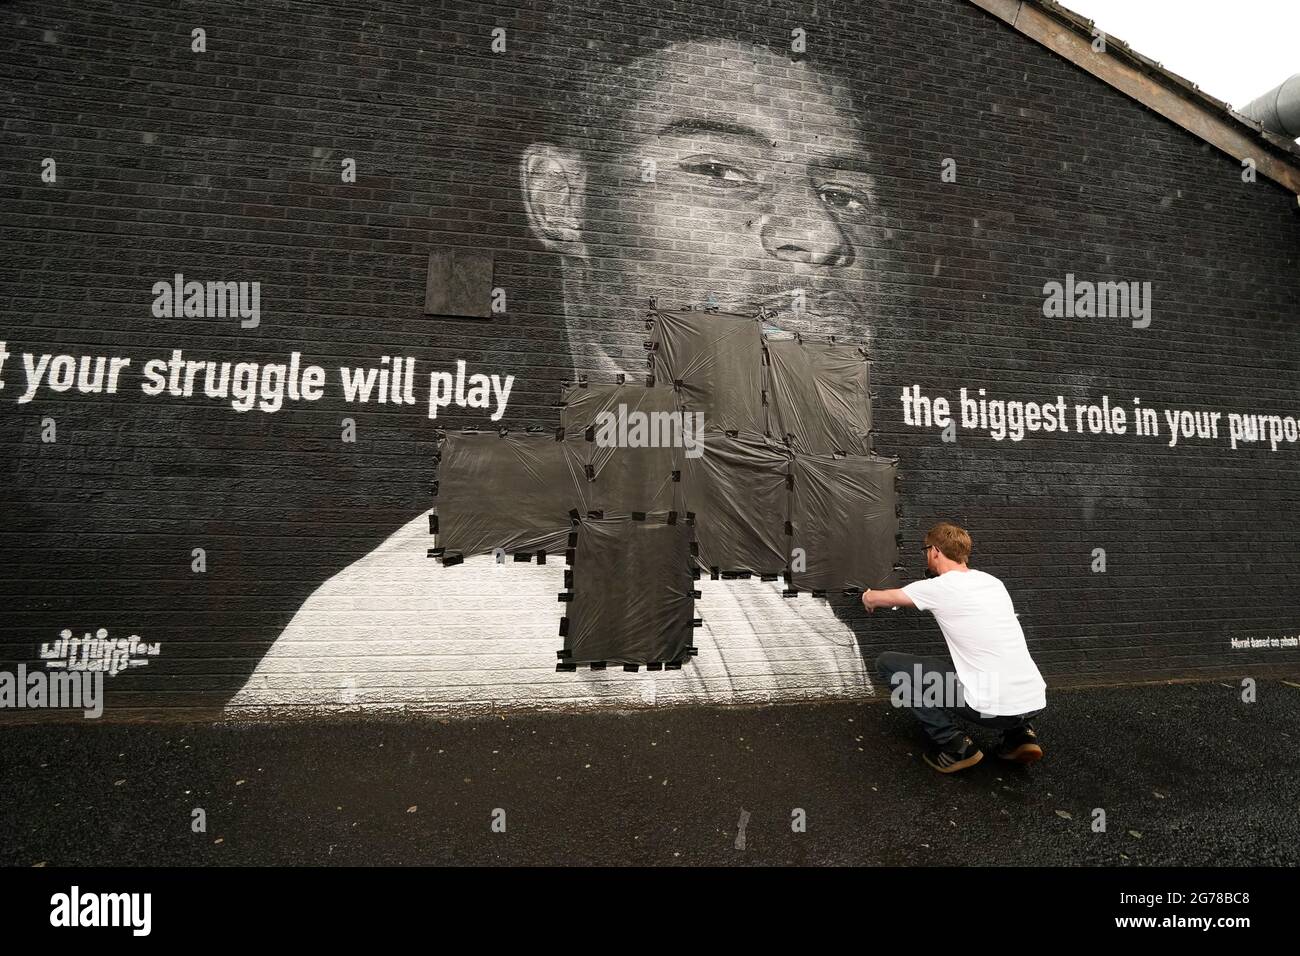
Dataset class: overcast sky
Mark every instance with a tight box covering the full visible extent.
[1060,0,1297,110]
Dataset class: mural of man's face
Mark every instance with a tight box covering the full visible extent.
[523,39,885,380]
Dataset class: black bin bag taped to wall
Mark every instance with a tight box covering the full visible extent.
[436,431,588,557]
[789,453,899,591]
[651,309,763,435]
[765,340,872,454]
[683,434,790,575]
[561,383,681,513]
[562,512,695,665]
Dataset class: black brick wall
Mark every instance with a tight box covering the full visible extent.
[1,0,1297,715]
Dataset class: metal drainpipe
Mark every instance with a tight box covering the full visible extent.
[1240,73,1300,137]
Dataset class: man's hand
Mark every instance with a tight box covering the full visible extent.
[863,587,916,613]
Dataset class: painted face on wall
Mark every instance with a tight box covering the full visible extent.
[523,38,887,379]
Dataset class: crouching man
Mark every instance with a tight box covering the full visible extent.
[864,522,1047,773]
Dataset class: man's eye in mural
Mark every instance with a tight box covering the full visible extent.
[677,156,757,188]
[816,183,870,215]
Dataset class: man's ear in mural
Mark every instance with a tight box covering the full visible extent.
[520,144,589,261]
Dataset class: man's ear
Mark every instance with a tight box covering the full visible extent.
[520,143,589,259]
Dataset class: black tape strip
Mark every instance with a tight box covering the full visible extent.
[426,547,444,558]
[666,661,682,670]
[691,567,701,581]
[685,510,695,525]
[624,664,639,672]
[691,589,702,599]
[812,589,826,598]
[558,617,569,637]
[442,553,464,567]
[667,510,678,524]
[591,661,607,670]
[691,617,703,627]
[687,646,699,657]
[710,566,720,580]
[585,463,595,480]
[786,474,795,489]
[513,552,531,562]
[556,662,578,672]
[564,569,573,589]
[536,550,547,564]
[688,542,699,556]
[584,425,595,442]
[671,470,681,482]
[558,592,573,602]
[784,520,793,535]
[557,648,571,659]
[632,511,646,521]
[761,573,777,582]
[567,531,578,548]
[429,514,438,535]
[587,509,603,519]
[783,588,799,598]
[645,662,661,671]
[565,548,575,565]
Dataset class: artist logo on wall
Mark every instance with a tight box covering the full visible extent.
[40,628,161,677]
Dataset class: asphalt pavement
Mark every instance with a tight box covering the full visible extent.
[1,679,1296,866]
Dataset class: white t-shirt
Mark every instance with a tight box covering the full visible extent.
[225,511,878,714]
[901,568,1046,716]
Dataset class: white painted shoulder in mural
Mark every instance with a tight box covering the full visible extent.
[224,511,873,716]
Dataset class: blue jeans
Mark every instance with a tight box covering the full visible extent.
[876,651,1042,747]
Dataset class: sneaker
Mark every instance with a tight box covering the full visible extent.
[996,728,1043,764]
[922,735,984,773]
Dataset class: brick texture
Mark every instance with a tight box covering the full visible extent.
[1,0,1297,717]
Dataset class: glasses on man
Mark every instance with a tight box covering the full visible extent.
[921,545,934,555]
